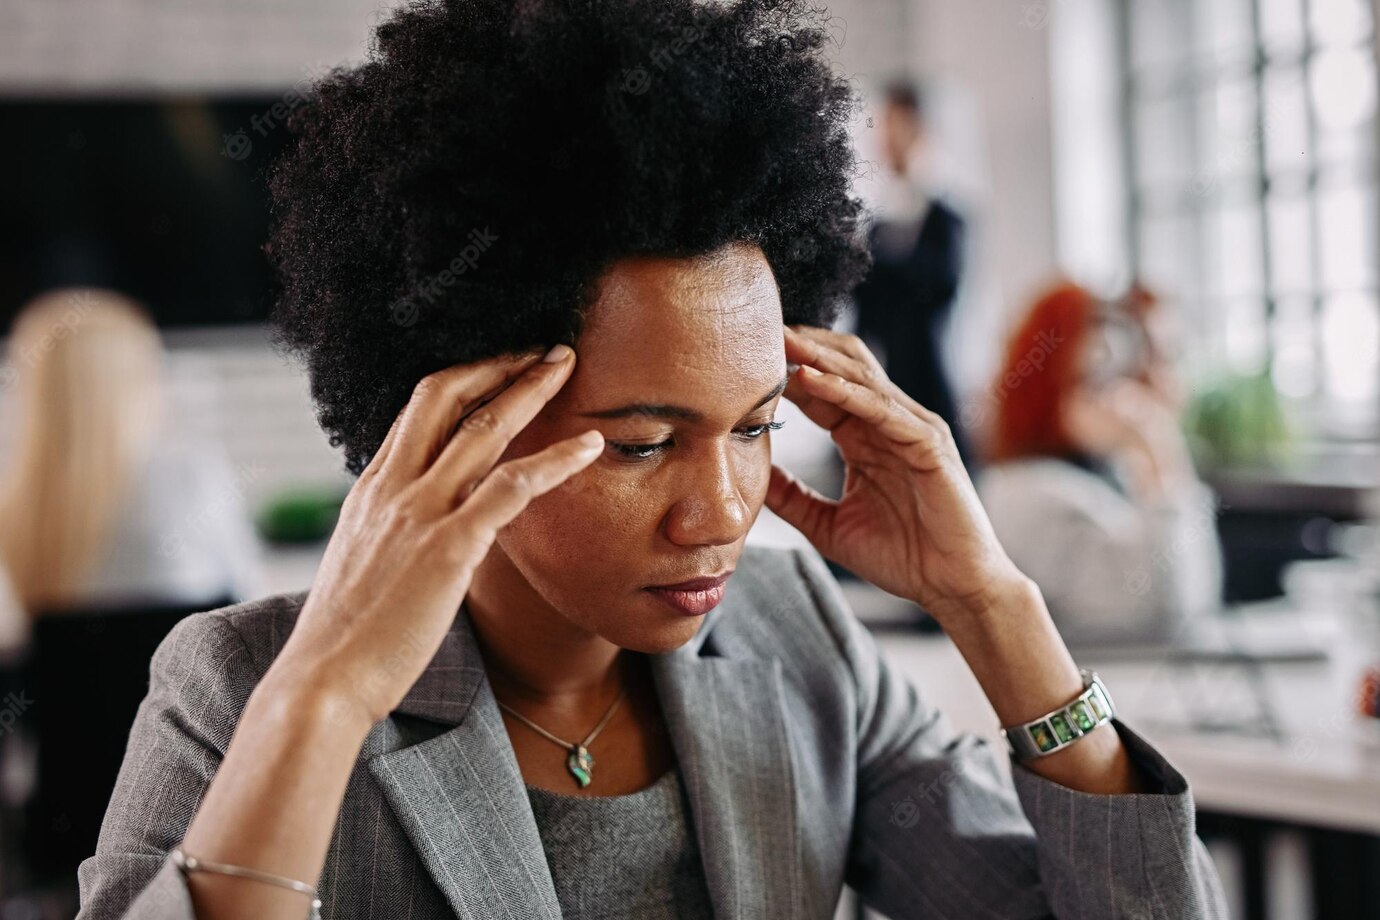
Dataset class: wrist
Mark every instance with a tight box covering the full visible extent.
[256,657,380,738]
[927,568,1043,639]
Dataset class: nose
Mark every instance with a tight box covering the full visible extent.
[662,442,754,548]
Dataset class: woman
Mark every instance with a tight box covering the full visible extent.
[976,281,1224,645]
[78,2,1226,918]
[0,288,263,647]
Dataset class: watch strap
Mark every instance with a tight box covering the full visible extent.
[1002,668,1116,761]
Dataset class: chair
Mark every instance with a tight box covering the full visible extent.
[18,595,234,887]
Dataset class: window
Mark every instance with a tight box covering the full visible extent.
[1120,0,1379,439]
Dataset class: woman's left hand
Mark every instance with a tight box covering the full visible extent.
[765,324,1026,623]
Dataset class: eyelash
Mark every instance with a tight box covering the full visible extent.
[609,420,785,461]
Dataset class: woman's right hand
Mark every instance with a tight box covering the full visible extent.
[269,344,603,727]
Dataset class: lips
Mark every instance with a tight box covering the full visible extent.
[644,571,733,617]
[650,572,733,592]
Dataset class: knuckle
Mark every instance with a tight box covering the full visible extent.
[411,374,446,402]
[460,407,505,436]
[490,462,535,496]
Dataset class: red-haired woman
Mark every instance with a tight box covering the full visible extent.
[973,281,1222,645]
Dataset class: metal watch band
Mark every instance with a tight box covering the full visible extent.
[1001,668,1116,761]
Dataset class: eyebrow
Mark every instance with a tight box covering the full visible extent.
[578,374,789,422]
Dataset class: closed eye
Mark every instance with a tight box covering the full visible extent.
[609,420,784,461]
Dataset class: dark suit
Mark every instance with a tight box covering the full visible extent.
[853,197,972,468]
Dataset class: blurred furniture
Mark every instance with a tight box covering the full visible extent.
[1204,444,1378,602]
[14,595,232,891]
[866,589,1380,920]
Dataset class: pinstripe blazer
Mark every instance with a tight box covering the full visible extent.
[77,543,1227,919]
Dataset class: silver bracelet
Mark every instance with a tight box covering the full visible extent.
[171,846,323,919]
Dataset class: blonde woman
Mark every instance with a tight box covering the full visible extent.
[0,288,263,647]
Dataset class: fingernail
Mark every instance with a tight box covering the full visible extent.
[543,344,572,363]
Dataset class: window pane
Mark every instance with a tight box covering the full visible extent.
[1271,296,1318,397]
[1195,0,1255,65]
[1310,47,1377,132]
[1317,180,1377,290]
[1267,193,1314,296]
[1141,212,1200,303]
[1260,0,1306,53]
[1135,96,1196,190]
[1197,77,1261,187]
[1310,0,1373,47]
[1320,291,1379,401]
[1133,0,1193,72]
[1206,201,1265,298]
[1262,66,1311,172]
[1225,295,1270,371]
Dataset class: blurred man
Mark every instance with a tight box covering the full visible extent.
[852,78,972,468]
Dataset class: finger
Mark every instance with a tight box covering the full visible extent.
[782,365,851,431]
[785,323,886,375]
[424,346,581,501]
[784,325,948,430]
[379,347,550,481]
[440,430,605,552]
[765,464,838,555]
[793,364,949,457]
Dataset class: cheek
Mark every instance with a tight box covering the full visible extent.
[501,465,659,562]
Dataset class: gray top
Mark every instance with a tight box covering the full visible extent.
[525,767,713,919]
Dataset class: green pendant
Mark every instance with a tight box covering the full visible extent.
[567,744,595,788]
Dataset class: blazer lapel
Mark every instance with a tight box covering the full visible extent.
[649,577,803,919]
[365,608,563,920]
[363,577,803,920]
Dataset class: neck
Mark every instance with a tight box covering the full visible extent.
[464,545,626,710]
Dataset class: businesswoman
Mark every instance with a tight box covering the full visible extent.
[78,1,1227,917]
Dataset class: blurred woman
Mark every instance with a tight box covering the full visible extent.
[0,288,264,649]
[975,280,1223,645]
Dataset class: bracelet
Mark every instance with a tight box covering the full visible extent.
[1001,668,1117,761]
[171,846,323,919]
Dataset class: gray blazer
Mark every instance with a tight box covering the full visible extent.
[77,543,1228,919]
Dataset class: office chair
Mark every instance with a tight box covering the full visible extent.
[18,595,234,887]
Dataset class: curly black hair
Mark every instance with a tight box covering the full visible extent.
[265,0,872,477]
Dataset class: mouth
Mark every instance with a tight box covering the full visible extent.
[642,571,734,617]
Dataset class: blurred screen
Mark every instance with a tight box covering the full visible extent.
[0,97,294,331]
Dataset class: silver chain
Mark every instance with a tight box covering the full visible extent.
[496,687,626,751]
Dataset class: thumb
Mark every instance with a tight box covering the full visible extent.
[766,464,838,556]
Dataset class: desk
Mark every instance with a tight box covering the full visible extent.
[867,597,1380,833]
[858,583,1380,919]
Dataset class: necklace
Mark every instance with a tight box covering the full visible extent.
[496,688,626,789]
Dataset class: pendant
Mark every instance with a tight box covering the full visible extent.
[566,744,595,788]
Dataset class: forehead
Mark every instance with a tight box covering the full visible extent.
[567,245,785,411]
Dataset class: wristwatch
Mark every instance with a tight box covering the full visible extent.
[1002,668,1116,761]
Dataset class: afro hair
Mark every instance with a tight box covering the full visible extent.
[265,0,873,477]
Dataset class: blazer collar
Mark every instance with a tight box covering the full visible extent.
[365,572,801,919]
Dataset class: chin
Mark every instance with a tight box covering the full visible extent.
[599,611,706,655]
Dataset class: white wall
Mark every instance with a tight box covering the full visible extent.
[900,0,1062,408]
